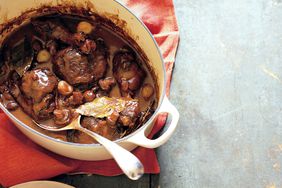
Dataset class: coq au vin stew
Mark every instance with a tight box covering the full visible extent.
[0,13,157,144]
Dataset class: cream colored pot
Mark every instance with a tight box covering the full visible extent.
[0,0,179,160]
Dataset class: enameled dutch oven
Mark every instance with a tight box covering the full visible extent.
[0,0,179,160]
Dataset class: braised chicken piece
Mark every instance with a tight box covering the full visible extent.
[106,111,119,128]
[54,48,94,85]
[33,20,107,85]
[81,117,110,138]
[21,68,58,103]
[18,69,57,120]
[32,94,55,119]
[3,69,56,120]
[54,47,107,85]
[113,49,145,96]
[119,99,140,127]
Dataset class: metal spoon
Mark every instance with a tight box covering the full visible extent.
[33,115,144,180]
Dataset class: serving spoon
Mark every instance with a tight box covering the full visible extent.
[33,115,144,180]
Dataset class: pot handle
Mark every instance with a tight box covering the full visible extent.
[127,96,179,148]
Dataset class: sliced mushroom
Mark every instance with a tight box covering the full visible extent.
[54,109,71,126]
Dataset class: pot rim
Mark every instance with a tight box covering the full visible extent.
[0,0,166,148]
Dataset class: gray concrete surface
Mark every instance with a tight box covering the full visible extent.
[158,0,282,187]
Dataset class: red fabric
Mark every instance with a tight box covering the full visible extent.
[0,0,179,186]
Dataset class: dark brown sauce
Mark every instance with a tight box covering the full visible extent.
[0,13,157,144]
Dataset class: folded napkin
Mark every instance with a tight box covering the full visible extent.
[0,0,179,186]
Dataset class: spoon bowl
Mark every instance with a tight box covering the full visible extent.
[33,115,144,180]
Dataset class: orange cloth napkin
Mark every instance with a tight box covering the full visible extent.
[0,0,179,186]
